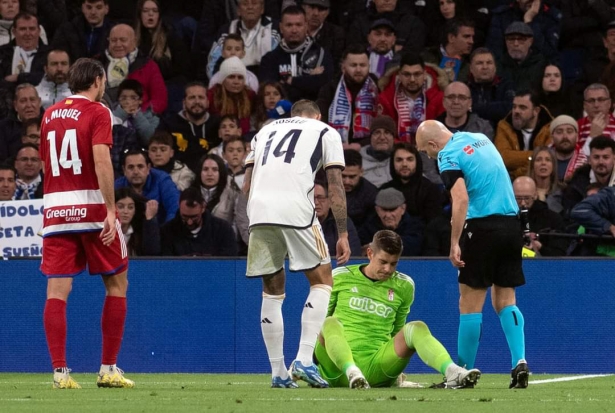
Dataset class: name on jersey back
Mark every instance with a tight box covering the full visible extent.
[45,108,82,123]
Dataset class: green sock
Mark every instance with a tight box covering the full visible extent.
[403,321,454,375]
[321,317,356,373]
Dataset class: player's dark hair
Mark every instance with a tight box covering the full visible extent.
[399,52,425,70]
[118,79,143,98]
[514,88,540,107]
[68,58,105,94]
[224,33,244,48]
[13,12,37,28]
[344,149,363,168]
[291,99,320,117]
[281,5,306,19]
[192,154,229,211]
[148,130,174,148]
[114,187,147,255]
[122,148,150,166]
[589,135,615,152]
[223,136,245,153]
[180,186,205,207]
[342,44,369,61]
[21,117,41,135]
[469,47,494,64]
[371,230,403,256]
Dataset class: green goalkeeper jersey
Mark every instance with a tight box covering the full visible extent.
[328,264,415,354]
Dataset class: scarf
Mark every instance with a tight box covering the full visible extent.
[395,80,425,144]
[328,76,378,142]
[368,50,393,78]
[280,37,319,77]
[12,46,36,75]
[14,174,41,200]
[105,48,138,88]
[439,45,461,82]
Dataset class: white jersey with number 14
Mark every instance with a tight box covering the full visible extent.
[245,117,345,229]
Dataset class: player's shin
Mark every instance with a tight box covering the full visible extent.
[44,299,68,369]
[101,296,127,365]
[261,293,288,378]
[296,284,332,365]
[321,317,356,374]
[403,321,453,375]
[498,305,526,368]
[458,313,482,369]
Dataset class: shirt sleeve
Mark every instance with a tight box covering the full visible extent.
[322,127,345,170]
[91,104,114,147]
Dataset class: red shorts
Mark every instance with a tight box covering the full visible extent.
[41,223,128,277]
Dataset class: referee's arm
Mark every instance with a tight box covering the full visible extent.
[449,178,469,268]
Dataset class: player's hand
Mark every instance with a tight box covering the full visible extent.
[449,244,465,268]
[335,235,351,266]
[590,113,607,137]
[100,211,117,246]
[145,200,159,220]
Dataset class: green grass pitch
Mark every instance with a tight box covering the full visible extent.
[0,373,614,413]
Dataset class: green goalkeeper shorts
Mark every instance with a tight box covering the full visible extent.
[315,338,410,388]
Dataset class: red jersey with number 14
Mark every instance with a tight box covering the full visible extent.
[40,95,113,237]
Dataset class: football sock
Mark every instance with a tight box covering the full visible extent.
[261,293,287,378]
[321,317,356,374]
[296,284,332,365]
[403,321,453,375]
[99,364,116,374]
[101,296,127,365]
[498,305,526,369]
[458,313,482,369]
[44,298,67,370]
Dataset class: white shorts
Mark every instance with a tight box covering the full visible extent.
[246,220,331,277]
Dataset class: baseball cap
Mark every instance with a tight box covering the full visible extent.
[505,21,533,37]
[370,18,396,34]
[375,188,405,209]
[549,115,578,135]
[302,0,330,8]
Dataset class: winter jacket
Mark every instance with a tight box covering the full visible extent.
[51,15,114,62]
[346,177,378,228]
[421,46,470,83]
[467,74,515,128]
[358,211,425,256]
[160,209,238,257]
[359,146,391,188]
[497,48,548,91]
[562,164,615,216]
[113,105,160,146]
[0,41,48,89]
[494,105,553,179]
[312,21,346,73]
[35,78,71,109]
[527,199,568,256]
[0,114,25,162]
[110,122,139,179]
[437,112,495,141]
[320,211,362,257]
[0,19,48,47]
[138,23,192,82]
[166,160,195,191]
[571,186,615,235]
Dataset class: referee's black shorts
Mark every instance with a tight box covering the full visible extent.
[458,215,525,289]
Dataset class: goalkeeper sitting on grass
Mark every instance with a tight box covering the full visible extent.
[315,230,481,389]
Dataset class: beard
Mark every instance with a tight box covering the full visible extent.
[186,105,206,119]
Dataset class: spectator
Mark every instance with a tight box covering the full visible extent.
[160,186,238,256]
[317,44,379,150]
[437,81,494,140]
[567,83,615,177]
[100,23,167,114]
[0,12,48,91]
[51,0,113,62]
[494,89,553,179]
[513,176,568,256]
[487,0,560,61]
[99,94,139,178]
[423,0,489,49]
[13,142,42,199]
[208,34,259,92]
[115,187,161,256]
[365,18,397,79]
[378,53,445,144]
[115,148,179,224]
[0,83,41,162]
[579,20,615,94]
[536,63,580,119]
[259,5,333,102]
[20,117,40,145]
[313,181,361,257]
[35,50,71,109]
[358,187,424,256]
[422,18,475,83]
[113,79,159,146]
[0,1,48,46]
[549,114,578,182]
[209,114,242,157]
[563,136,615,215]
[205,0,280,80]
[467,47,515,128]
[380,142,443,224]
[571,185,615,246]
[251,80,290,130]
[360,115,395,188]
[528,146,563,213]
[302,0,345,70]
[0,162,16,200]
[135,0,191,113]
[348,0,427,55]
[497,22,547,91]
[207,56,255,134]
[158,81,220,173]
[31,0,67,41]
[147,130,194,191]
[342,148,378,229]
[222,136,246,189]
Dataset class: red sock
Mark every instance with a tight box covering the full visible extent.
[44,299,67,369]
[101,296,127,365]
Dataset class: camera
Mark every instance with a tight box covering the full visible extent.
[519,209,531,246]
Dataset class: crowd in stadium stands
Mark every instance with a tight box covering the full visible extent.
[2,0,615,257]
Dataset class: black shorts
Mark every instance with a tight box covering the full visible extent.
[458,215,525,289]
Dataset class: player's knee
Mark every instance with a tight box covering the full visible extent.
[404,320,431,337]
[323,316,342,330]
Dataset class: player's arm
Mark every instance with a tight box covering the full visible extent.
[93,143,117,246]
[391,286,413,336]
[242,165,253,196]
[326,166,351,265]
[448,176,469,268]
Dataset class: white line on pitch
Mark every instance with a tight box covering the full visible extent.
[531,374,613,384]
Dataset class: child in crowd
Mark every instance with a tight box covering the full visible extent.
[251,81,292,130]
[210,114,242,157]
[223,136,247,189]
[148,130,195,191]
[114,79,160,146]
[208,34,259,92]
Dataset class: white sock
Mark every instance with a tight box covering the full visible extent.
[295,284,332,365]
[261,293,287,378]
[100,364,116,374]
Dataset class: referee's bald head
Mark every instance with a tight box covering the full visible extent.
[291,99,321,120]
[416,120,452,159]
